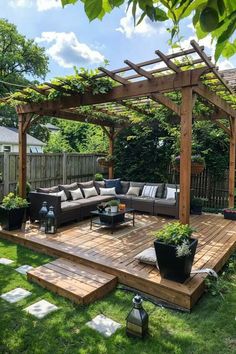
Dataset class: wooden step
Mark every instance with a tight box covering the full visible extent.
[27,258,117,305]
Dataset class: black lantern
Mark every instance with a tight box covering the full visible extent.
[126,294,149,338]
[45,206,57,234]
[39,201,48,232]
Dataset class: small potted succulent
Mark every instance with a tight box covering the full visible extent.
[173,155,205,175]
[191,197,206,215]
[223,208,236,220]
[0,192,29,230]
[153,222,198,283]
[108,199,120,213]
[94,173,104,181]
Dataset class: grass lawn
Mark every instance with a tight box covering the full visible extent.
[0,238,235,354]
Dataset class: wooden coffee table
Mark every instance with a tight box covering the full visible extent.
[90,208,135,234]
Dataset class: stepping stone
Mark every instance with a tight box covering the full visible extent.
[86,314,121,337]
[15,265,34,275]
[1,287,31,303]
[24,300,58,319]
[0,258,14,265]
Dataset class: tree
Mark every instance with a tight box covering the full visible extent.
[44,131,74,153]
[61,0,236,61]
[0,19,49,141]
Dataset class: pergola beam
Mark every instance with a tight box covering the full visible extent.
[16,67,209,115]
[229,117,236,207]
[155,50,181,73]
[194,84,236,119]
[98,67,128,85]
[151,93,181,116]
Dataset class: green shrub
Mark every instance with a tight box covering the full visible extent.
[94,173,103,181]
[154,222,194,246]
[1,192,28,210]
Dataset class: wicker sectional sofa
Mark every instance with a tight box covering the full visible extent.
[29,180,179,227]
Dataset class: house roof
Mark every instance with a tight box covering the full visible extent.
[220,69,236,91]
[0,126,45,146]
[45,123,60,131]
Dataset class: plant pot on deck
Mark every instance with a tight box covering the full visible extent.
[0,206,27,231]
[154,238,198,283]
[223,209,236,220]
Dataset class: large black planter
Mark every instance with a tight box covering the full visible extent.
[0,207,26,231]
[154,238,198,283]
[223,209,236,220]
[191,206,202,215]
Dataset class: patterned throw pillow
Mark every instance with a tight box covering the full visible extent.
[50,190,67,202]
[83,187,98,199]
[70,188,84,200]
[141,185,158,198]
[100,187,116,196]
[126,186,140,196]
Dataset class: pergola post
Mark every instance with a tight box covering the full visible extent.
[179,87,193,224]
[229,117,236,208]
[18,113,27,198]
[108,127,115,179]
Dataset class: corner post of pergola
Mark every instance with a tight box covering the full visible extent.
[18,112,32,198]
[179,87,193,224]
[229,116,236,208]
[108,126,115,179]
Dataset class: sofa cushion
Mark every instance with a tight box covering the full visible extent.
[119,181,130,195]
[78,180,94,189]
[50,190,67,202]
[163,184,179,198]
[61,201,81,211]
[37,185,59,193]
[76,195,112,207]
[130,182,145,195]
[104,178,122,194]
[134,247,157,266]
[166,187,180,200]
[100,187,116,196]
[155,198,176,206]
[59,182,78,200]
[146,183,164,198]
[127,186,140,196]
[83,187,98,199]
[94,180,105,194]
[70,188,84,200]
[141,185,158,198]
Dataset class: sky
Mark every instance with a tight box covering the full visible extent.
[1,0,236,81]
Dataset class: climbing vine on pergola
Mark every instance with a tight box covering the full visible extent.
[1,40,236,225]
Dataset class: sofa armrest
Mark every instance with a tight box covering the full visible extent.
[28,191,61,221]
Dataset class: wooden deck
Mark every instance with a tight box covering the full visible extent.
[1,213,236,311]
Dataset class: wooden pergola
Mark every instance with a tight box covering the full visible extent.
[10,40,236,225]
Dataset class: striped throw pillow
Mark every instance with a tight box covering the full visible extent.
[141,185,158,198]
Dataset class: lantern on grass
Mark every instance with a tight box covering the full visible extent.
[126,294,149,338]
[45,206,57,234]
[39,201,48,232]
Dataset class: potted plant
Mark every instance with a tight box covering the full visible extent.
[0,192,29,231]
[108,199,120,213]
[223,208,236,220]
[153,222,198,283]
[191,197,206,215]
[97,155,115,168]
[94,173,104,181]
[173,155,205,175]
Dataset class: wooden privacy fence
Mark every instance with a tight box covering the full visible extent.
[168,167,229,209]
[0,152,106,201]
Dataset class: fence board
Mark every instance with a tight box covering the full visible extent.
[0,153,106,201]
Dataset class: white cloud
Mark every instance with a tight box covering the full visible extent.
[116,7,165,38]
[9,0,61,11]
[36,32,105,68]
[218,60,234,70]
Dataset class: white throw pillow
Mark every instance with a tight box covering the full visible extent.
[50,190,67,202]
[83,186,98,199]
[70,188,84,200]
[134,247,158,268]
[166,187,179,199]
[141,185,158,198]
[126,186,140,196]
[100,187,116,196]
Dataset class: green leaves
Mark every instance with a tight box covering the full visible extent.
[84,0,103,21]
